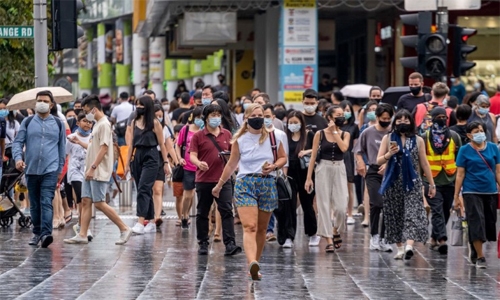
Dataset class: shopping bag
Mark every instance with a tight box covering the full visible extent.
[450,210,464,246]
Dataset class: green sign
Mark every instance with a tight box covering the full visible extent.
[0,26,34,38]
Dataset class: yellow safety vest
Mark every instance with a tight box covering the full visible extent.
[425,131,457,177]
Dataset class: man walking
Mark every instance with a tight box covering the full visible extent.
[110,92,134,146]
[64,95,132,245]
[13,90,66,248]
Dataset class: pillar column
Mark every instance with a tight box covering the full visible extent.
[265,7,280,103]
[149,37,166,99]
[254,12,267,92]
[132,33,148,96]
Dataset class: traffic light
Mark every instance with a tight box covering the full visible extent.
[422,32,447,79]
[452,26,477,77]
[51,0,85,51]
[400,12,432,74]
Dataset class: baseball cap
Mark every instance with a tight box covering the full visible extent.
[303,89,318,99]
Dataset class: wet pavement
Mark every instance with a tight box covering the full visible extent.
[0,190,499,300]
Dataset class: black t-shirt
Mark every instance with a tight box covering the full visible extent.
[449,124,469,146]
[396,93,430,113]
[289,130,314,161]
[341,123,360,151]
[318,83,333,93]
[303,114,328,133]
[171,108,190,123]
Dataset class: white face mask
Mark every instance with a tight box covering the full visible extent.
[35,102,50,114]
[163,105,169,111]
[86,109,95,122]
[304,105,317,114]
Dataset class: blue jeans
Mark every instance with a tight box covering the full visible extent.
[26,172,59,237]
[117,136,126,146]
[267,213,275,233]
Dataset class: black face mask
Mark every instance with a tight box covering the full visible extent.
[410,86,421,96]
[334,117,345,127]
[395,123,411,134]
[379,121,391,128]
[136,108,145,116]
[74,109,82,116]
[247,117,264,130]
[434,118,446,127]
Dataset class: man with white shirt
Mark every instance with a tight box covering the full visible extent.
[262,104,294,248]
[111,92,134,146]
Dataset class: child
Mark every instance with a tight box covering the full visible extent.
[66,113,93,240]
[172,124,185,226]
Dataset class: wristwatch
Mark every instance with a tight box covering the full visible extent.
[91,165,97,170]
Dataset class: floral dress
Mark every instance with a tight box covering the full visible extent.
[383,138,428,244]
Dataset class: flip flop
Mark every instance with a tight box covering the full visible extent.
[249,261,261,281]
[64,213,73,223]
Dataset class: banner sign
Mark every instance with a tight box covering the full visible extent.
[279,0,318,103]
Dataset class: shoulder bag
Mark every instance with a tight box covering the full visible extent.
[269,131,293,201]
[172,125,189,182]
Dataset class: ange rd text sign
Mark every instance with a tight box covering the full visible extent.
[0,26,34,38]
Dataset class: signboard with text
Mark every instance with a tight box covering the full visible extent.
[279,0,318,104]
[0,26,34,38]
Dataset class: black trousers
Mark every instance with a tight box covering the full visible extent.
[274,177,298,244]
[366,166,385,238]
[132,147,158,220]
[288,163,317,236]
[63,174,74,207]
[196,181,235,245]
[424,183,454,241]
[463,194,498,243]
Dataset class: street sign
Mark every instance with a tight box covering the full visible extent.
[0,26,34,38]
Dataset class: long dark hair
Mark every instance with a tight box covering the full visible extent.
[286,110,307,156]
[154,104,165,127]
[212,98,236,131]
[187,106,203,125]
[135,95,155,131]
[339,100,355,127]
[391,109,416,137]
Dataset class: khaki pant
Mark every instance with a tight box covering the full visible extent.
[315,160,348,237]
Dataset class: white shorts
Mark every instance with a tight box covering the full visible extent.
[82,180,108,202]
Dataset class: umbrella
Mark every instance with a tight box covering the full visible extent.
[340,84,373,99]
[381,86,410,107]
[7,87,74,110]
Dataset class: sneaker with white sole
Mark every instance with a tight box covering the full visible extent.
[346,217,355,225]
[73,224,80,235]
[64,234,89,244]
[283,239,293,248]
[404,245,414,260]
[132,223,145,235]
[144,222,157,233]
[87,229,93,242]
[308,235,321,247]
[116,227,132,245]
[369,234,381,251]
[379,238,393,252]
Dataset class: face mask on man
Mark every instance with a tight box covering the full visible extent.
[243,103,251,111]
[208,117,221,128]
[85,108,95,122]
[264,118,273,128]
[162,105,169,111]
[304,105,317,114]
[202,98,212,106]
[410,86,421,96]
[473,82,481,90]
[35,102,50,114]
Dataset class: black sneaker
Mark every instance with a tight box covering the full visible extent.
[161,210,166,216]
[181,219,189,230]
[476,257,487,269]
[29,234,40,246]
[468,242,477,264]
[198,241,209,255]
[40,235,53,248]
[224,242,242,256]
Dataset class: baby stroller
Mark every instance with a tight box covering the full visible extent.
[0,145,31,228]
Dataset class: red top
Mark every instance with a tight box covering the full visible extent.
[489,92,500,115]
[189,127,232,183]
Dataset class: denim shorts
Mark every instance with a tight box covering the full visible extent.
[82,180,108,202]
[183,170,196,191]
[234,175,277,212]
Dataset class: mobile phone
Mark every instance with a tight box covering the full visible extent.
[390,141,397,148]
[262,161,270,170]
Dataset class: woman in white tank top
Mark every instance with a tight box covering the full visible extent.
[212,104,287,281]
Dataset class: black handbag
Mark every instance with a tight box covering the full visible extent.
[172,125,190,182]
[269,131,293,201]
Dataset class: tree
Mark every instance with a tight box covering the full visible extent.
[0,0,53,97]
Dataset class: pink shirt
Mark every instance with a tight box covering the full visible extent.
[176,125,197,172]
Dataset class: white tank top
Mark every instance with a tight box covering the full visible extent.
[237,132,280,178]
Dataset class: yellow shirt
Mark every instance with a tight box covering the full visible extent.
[85,117,114,182]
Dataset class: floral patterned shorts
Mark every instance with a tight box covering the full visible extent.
[234,175,278,212]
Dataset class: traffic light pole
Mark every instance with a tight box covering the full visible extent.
[436,6,448,82]
[34,0,48,87]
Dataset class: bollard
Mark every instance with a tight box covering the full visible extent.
[119,180,133,206]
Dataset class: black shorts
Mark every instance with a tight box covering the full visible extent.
[463,193,497,243]
[183,170,196,191]
[71,181,83,204]
[156,151,165,182]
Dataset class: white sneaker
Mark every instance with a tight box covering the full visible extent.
[283,239,293,248]
[144,222,157,233]
[132,223,144,235]
[308,235,321,247]
[64,234,88,244]
[116,227,133,245]
[379,238,393,252]
[346,217,355,225]
[369,234,381,251]
[87,229,93,242]
[394,246,405,260]
[404,245,414,260]
[73,224,80,235]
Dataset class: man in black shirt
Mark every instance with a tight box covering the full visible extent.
[180,91,203,124]
[396,72,429,112]
[302,89,328,133]
[318,74,333,98]
[171,92,191,125]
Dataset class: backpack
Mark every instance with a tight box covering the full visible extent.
[25,115,63,134]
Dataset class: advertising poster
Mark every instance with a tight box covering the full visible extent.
[97,23,113,88]
[279,0,318,104]
[78,29,93,90]
[115,19,131,86]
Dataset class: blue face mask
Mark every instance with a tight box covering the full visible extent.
[194,118,205,129]
[158,117,163,123]
[472,132,486,144]
[202,98,212,106]
[366,111,376,122]
[243,103,250,111]
[264,118,273,128]
[208,117,221,128]
[344,112,352,120]
[478,107,489,115]
[0,109,8,118]
[77,127,91,137]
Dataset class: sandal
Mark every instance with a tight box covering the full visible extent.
[247,271,262,281]
[64,213,73,223]
[176,220,181,226]
[325,244,335,253]
[333,234,342,249]
[213,234,222,243]
[249,261,261,281]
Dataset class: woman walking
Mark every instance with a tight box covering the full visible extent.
[212,103,287,281]
[377,109,436,260]
[305,106,350,253]
[126,96,169,234]
[454,121,500,269]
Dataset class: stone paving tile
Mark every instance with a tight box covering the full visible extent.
[0,198,499,299]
